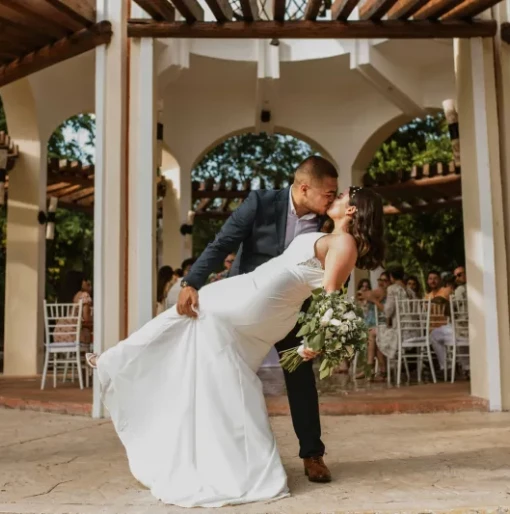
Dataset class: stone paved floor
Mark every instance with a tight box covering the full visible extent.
[1,409,510,514]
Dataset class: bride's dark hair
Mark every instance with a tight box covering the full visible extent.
[348,186,385,270]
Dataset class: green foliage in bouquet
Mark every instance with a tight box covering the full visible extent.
[280,288,369,379]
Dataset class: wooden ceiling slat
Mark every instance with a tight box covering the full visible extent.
[134,0,175,21]
[331,0,361,20]
[0,20,112,89]
[170,0,204,22]
[238,0,259,21]
[359,0,400,19]
[3,0,85,33]
[304,0,324,20]
[440,0,501,19]
[43,0,96,27]
[386,0,430,18]
[273,0,287,22]
[413,0,464,19]
[0,24,51,51]
[127,19,497,38]
[0,2,69,39]
[204,0,233,22]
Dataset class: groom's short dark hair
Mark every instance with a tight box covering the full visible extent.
[295,156,338,183]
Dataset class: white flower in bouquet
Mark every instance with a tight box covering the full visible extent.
[343,311,357,321]
[329,318,342,327]
[320,308,334,326]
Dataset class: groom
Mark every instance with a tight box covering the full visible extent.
[177,155,338,482]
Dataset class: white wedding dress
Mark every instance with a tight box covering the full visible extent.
[97,232,325,508]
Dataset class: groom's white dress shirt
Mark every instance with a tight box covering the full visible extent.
[285,188,319,249]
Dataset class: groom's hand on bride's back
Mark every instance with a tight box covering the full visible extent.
[177,286,199,318]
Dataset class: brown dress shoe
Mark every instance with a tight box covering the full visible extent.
[303,456,332,483]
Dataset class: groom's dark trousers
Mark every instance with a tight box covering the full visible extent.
[184,187,325,459]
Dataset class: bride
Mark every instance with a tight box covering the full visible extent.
[87,186,384,508]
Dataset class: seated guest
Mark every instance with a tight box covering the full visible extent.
[156,265,175,315]
[454,266,467,302]
[430,266,469,375]
[207,253,236,284]
[357,278,376,329]
[360,266,416,380]
[54,270,93,344]
[406,275,422,299]
[438,273,456,300]
[425,270,443,300]
[166,258,196,308]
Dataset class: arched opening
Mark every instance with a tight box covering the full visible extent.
[191,130,327,257]
[356,111,468,387]
[45,114,95,301]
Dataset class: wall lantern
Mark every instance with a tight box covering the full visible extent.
[38,196,58,240]
[180,210,195,236]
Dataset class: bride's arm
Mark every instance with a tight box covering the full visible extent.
[321,234,358,294]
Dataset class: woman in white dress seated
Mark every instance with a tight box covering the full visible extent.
[86,187,384,508]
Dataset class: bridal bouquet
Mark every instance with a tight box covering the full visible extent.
[279,289,369,380]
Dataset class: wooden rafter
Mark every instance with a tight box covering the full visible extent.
[43,0,96,27]
[440,0,502,18]
[273,0,287,22]
[238,0,259,21]
[170,0,204,22]
[363,162,462,215]
[2,0,89,33]
[134,0,175,21]
[413,0,463,19]
[386,0,431,19]
[0,20,112,88]
[304,0,324,20]
[331,0,361,20]
[204,0,233,22]
[359,0,400,20]
[128,19,497,38]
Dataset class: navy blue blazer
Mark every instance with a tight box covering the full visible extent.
[185,187,323,290]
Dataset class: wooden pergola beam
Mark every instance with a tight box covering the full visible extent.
[331,0,361,20]
[133,0,175,21]
[273,0,286,22]
[413,0,463,19]
[238,0,259,21]
[0,20,112,88]
[43,0,96,27]
[304,0,324,20]
[127,19,497,38]
[502,22,510,44]
[386,0,430,19]
[359,0,400,20]
[204,0,233,22]
[440,0,502,19]
[171,0,204,22]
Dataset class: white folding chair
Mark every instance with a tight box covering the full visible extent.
[393,298,438,386]
[41,300,89,390]
[445,295,469,382]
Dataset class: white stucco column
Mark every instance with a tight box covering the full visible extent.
[1,79,46,376]
[161,148,183,268]
[127,12,157,333]
[93,0,128,417]
[454,37,510,411]
[494,0,510,410]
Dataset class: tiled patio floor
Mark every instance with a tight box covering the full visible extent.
[0,368,486,417]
